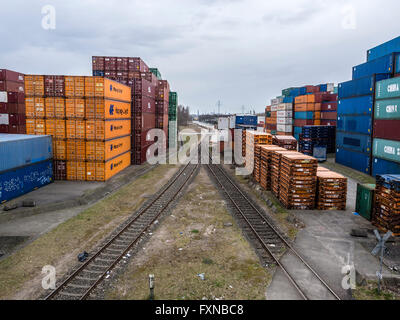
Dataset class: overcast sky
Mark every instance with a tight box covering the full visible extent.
[1,0,400,114]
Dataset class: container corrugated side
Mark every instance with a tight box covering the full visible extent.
[375,77,400,100]
[0,134,52,172]
[338,95,374,115]
[373,120,400,141]
[372,157,400,176]
[338,74,391,99]
[373,138,400,164]
[0,160,53,203]
[336,147,371,174]
[375,98,400,119]
[367,36,400,61]
[337,114,372,135]
[352,54,396,80]
[336,131,372,154]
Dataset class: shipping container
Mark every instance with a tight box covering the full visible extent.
[235,115,258,126]
[320,111,337,120]
[54,139,66,160]
[338,74,391,99]
[373,138,400,164]
[130,78,155,99]
[44,75,65,97]
[353,53,398,80]
[26,118,45,135]
[66,160,86,181]
[0,160,53,203]
[133,95,156,113]
[66,120,85,139]
[66,140,86,161]
[373,120,400,141]
[24,75,44,96]
[0,113,25,126]
[0,69,24,83]
[53,160,66,180]
[89,151,131,182]
[0,103,25,114]
[375,98,400,119]
[372,157,400,177]
[338,95,374,115]
[218,118,229,130]
[0,80,24,93]
[84,77,131,102]
[375,77,400,100]
[0,91,25,103]
[133,112,156,132]
[86,135,131,162]
[149,68,162,80]
[321,120,337,126]
[356,183,376,221]
[336,131,372,154]
[294,119,315,126]
[85,119,131,141]
[321,102,338,112]
[0,134,52,172]
[367,36,400,61]
[66,98,85,119]
[86,99,131,120]
[336,147,371,174]
[0,124,26,134]
[337,114,372,135]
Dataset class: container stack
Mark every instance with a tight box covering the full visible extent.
[299,126,336,156]
[0,134,53,203]
[168,92,178,149]
[279,154,318,210]
[245,130,272,177]
[336,37,400,174]
[320,100,338,127]
[270,150,299,198]
[155,80,170,150]
[259,145,286,191]
[272,135,297,150]
[316,170,347,210]
[149,68,162,80]
[373,175,400,236]
[25,75,132,181]
[265,106,276,135]
[0,69,25,134]
[276,104,293,135]
[372,77,400,175]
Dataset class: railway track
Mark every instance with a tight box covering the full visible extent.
[206,162,341,300]
[45,162,199,300]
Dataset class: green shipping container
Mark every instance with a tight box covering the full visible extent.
[373,138,400,164]
[169,91,178,104]
[376,77,400,100]
[375,98,400,119]
[149,68,162,80]
[356,183,375,221]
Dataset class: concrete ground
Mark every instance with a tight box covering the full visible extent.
[0,163,155,260]
[266,159,400,300]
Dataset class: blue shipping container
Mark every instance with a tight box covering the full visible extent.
[319,84,328,92]
[336,114,372,135]
[338,74,391,99]
[0,134,52,173]
[372,157,400,177]
[294,126,302,135]
[367,36,400,62]
[295,111,314,120]
[294,133,300,141]
[235,116,257,126]
[0,160,53,203]
[93,70,105,77]
[336,147,371,174]
[352,54,396,80]
[283,96,294,103]
[337,95,374,115]
[336,131,372,154]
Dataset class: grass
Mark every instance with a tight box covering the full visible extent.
[353,281,400,300]
[0,164,178,300]
[105,169,271,300]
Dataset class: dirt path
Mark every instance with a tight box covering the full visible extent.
[105,167,271,300]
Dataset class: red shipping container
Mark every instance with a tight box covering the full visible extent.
[116,57,129,71]
[0,69,24,83]
[294,119,314,126]
[156,80,170,101]
[320,120,337,126]
[141,72,158,86]
[0,92,25,103]
[54,160,67,180]
[128,58,149,73]
[128,71,142,79]
[321,111,337,120]
[132,143,154,165]
[0,80,24,93]
[134,128,155,150]
[104,57,117,71]
[374,120,400,141]
[92,56,105,71]
[104,71,117,79]
[133,95,156,113]
[306,85,320,93]
[0,103,25,114]
[312,92,337,103]
[0,124,26,134]
[130,78,155,99]
[8,113,26,125]
[44,75,65,97]
[156,113,169,129]
[155,100,169,114]
[266,124,277,130]
[321,102,337,111]
[133,112,156,131]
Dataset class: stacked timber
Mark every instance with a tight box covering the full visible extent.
[273,135,298,150]
[279,154,318,210]
[316,170,347,210]
[271,150,300,198]
[260,146,286,191]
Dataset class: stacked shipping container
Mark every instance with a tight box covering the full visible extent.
[168,92,178,149]
[0,69,25,134]
[25,75,132,181]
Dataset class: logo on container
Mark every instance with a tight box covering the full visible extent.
[388,83,399,93]
[110,164,113,170]
[110,145,113,151]
[109,104,115,115]
[110,84,113,91]
[110,125,113,131]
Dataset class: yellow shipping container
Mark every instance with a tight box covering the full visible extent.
[86,151,131,182]
[86,135,131,161]
[25,75,44,96]
[84,77,131,102]
[85,119,131,141]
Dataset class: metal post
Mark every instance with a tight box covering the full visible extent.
[149,274,154,300]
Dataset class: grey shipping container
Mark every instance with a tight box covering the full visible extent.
[0,134,52,172]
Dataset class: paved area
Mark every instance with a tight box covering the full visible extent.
[266,166,400,300]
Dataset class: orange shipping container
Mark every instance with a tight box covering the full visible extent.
[66,98,85,118]
[84,77,131,103]
[295,103,315,112]
[25,97,45,118]
[45,97,56,118]
[25,75,44,96]
[89,151,131,182]
[295,95,316,104]
[66,140,86,161]
[45,119,56,136]
[26,118,45,135]
[66,120,85,139]
[66,161,86,181]
[55,119,66,139]
[86,136,131,162]
[85,119,131,141]
[55,98,66,118]
[65,76,85,98]
[95,99,131,120]
[85,98,96,119]
[54,139,66,160]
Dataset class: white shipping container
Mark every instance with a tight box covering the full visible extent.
[327,83,335,92]
[271,97,283,106]
[0,114,9,125]
[271,105,278,112]
[0,92,7,103]
[277,124,293,132]
[257,116,265,124]
[277,111,293,118]
[277,118,293,125]
[229,116,236,129]
[218,117,229,130]
[277,103,293,111]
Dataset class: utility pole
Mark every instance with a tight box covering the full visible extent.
[217,100,221,115]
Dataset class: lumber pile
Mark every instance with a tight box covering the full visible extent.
[260,146,286,190]
[273,135,298,151]
[271,150,300,198]
[316,170,347,210]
